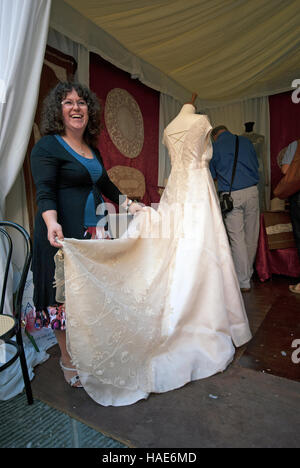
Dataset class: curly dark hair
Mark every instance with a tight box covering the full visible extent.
[40,81,101,148]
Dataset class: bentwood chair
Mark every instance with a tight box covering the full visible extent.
[0,221,33,405]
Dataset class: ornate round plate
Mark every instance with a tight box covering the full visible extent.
[107,166,146,200]
[105,88,144,159]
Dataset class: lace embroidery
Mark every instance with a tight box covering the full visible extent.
[64,235,170,391]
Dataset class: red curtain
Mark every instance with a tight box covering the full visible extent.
[269,90,300,194]
[90,52,160,206]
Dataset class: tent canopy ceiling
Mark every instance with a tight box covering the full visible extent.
[64,0,300,103]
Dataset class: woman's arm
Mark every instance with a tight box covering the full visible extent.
[281,164,290,175]
[31,143,60,212]
[31,141,64,246]
[42,210,64,248]
[281,141,297,175]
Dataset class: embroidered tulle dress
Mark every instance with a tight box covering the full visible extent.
[61,113,252,406]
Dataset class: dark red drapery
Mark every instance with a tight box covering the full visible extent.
[90,52,160,206]
[269,90,300,195]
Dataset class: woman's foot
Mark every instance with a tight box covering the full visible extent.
[289,283,300,295]
[59,359,83,388]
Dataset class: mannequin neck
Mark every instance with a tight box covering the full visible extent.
[179,103,196,115]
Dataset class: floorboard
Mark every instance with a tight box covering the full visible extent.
[30,275,300,448]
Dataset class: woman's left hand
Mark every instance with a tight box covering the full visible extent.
[128,202,143,215]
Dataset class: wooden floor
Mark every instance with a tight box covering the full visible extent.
[31,275,300,448]
[240,294,300,381]
[237,275,300,382]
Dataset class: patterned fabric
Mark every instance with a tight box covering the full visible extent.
[34,227,111,331]
[33,304,66,331]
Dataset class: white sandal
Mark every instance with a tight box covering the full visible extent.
[59,359,83,388]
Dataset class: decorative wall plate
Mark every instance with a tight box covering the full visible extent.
[105,88,144,158]
[107,166,146,200]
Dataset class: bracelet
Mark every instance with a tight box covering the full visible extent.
[126,199,133,212]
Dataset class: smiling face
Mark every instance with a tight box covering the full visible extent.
[61,89,89,137]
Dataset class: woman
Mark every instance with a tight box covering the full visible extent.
[31,81,141,387]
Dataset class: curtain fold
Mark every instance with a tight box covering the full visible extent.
[0,0,51,217]
[47,27,89,86]
[49,0,191,103]
[63,0,300,103]
[0,0,51,314]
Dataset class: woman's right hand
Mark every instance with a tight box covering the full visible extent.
[47,222,64,248]
[128,202,143,215]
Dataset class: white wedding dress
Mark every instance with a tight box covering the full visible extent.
[61,105,252,406]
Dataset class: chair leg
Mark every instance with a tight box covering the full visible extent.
[16,330,33,405]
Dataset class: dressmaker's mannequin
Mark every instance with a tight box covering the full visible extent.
[242,121,267,211]
[163,96,211,172]
[165,103,204,134]
[165,93,203,135]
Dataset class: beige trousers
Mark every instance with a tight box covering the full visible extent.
[222,185,260,289]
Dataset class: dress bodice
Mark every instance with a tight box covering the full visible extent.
[163,115,212,170]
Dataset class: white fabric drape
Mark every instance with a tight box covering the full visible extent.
[47,27,89,86]
[0,0,51,314]
[4,26,89,262]
[64,0,300,103]
[49,0,191,103]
